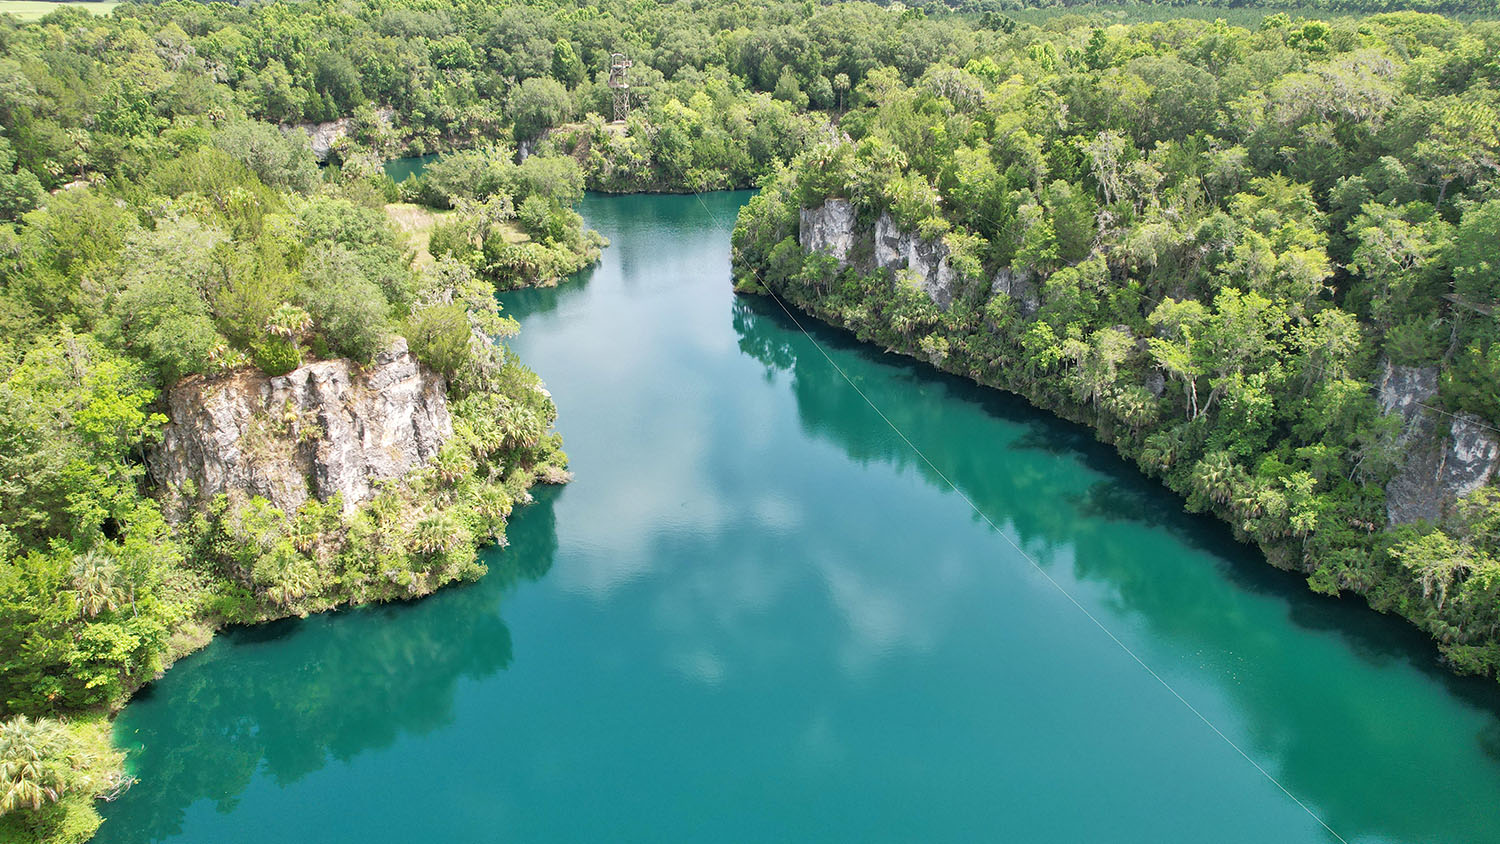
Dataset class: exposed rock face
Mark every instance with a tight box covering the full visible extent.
[151,339,452,518]
[288,108,396,161]
[991,266,1040,317]
[874,212,958,311]
[289,117,351,162]
[1377,359,1500,524]
[795,203,961,310]
[799,199,858,267]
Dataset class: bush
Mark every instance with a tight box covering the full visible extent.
[406,303,473,379]
[251,337,301,376]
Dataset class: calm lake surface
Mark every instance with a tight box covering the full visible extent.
[381,153,440,183]
[99,192,1500,844]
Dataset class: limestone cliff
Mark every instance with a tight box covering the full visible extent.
[1377,359,1500,524]
[990,266,1040,318]
[287,107,396,161]
[798,201,965,311]
[150,338,452,519]
[799,199,858,267]
[873,212,959,311]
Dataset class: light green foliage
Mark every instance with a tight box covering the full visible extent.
[0,715,122,844]
[730,9,1500,683]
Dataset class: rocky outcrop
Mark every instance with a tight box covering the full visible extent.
[288,107,396,161]
[150,338,452,519]
[796,203,965,310]
[991,266,1040,317]
[874,213,958,311]
[799,199,858,267]
[1377,359,1500,524]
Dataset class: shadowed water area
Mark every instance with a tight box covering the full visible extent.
[380,153,440,183]
[99,191,1500,843]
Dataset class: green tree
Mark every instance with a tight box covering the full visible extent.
[511,78,572,144]
[68,550,123,621]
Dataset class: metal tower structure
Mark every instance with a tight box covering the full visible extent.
[608,52,632,123]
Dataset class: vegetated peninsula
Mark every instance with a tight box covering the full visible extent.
[1,0,1498,841]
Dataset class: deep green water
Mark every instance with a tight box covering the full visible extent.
[381,153,440,183]
[100,192,1500,844]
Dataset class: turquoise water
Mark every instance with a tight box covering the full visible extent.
[99,192,1500,843]
[381,154,439,183]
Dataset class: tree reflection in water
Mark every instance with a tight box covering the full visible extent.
[98,491,559,843]
[731,293,1500,844]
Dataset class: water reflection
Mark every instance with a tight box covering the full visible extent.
[103,190,1500,844]
[97,491,560,843]
[729,293,1500,844]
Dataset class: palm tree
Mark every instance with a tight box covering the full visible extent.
[411,513,459,556]
[1193,451,1240,506]
[0,716,72,814]
[288,516,320,554]
[70,549,125,619]
[430,446,473,485]
[473,486,513,539]
[264,303,312,341]
[264,555,318,609]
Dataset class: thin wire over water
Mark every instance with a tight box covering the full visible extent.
[687,190,1352,844]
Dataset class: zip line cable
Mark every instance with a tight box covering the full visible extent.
[678,188,1352,844]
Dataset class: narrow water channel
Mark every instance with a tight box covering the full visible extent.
[99,191,1500,844]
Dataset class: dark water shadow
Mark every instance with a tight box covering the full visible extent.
[732,291,1500,708]
[97,490,562,844]
[500,262,599,321]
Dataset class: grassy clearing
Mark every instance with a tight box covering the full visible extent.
[0,1,120,21]
[385,203,453,270]
[385,202,528,269]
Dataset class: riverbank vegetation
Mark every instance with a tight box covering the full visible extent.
[0,6,574,841]
[395,145,606,289]
[731,10,1500,680]
[2,0,1498,840]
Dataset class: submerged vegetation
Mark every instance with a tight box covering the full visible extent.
[0,0,1497,839]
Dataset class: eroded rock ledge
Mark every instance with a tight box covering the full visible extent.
[150,338,451,519]
[801,198,1034,314]
[1377,359,1500,524]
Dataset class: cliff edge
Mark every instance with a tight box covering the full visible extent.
[150,338,452,519]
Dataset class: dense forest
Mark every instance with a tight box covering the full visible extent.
[1,0,1497,841]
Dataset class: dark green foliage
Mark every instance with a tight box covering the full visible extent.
[211,121,320,194]
[732,9,1500,681]
[510,77,572,144]
[250,337,301,377]
[300,245,392,363]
